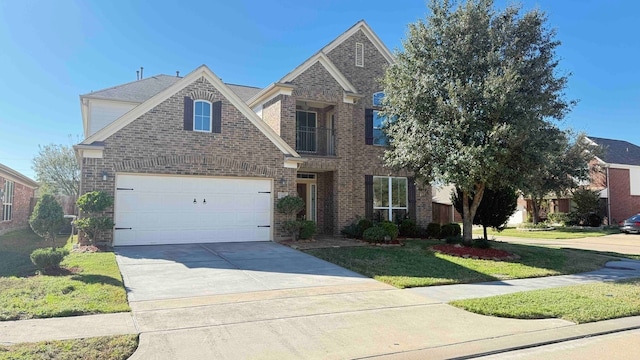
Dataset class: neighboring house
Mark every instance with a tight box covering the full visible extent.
[75,21,433,246]
[0,163,38,235]
[586,136,640,224]
[431,184,461,225]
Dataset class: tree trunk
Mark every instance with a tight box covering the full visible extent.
[531,199,541,224]
[462,183,485,246]
[483,225,488,241]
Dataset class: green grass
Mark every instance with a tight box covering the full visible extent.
[0,229,130,321]
[0,335,138,360]
[305,240,618,288]
[450,278,640,323]
[0,228,57,277]
[475,226,620,239]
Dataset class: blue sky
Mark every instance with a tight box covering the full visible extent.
[1,0,638,179]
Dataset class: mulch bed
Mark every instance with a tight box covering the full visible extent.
[431,244,520,261]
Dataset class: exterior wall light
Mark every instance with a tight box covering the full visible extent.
[102,171,108,181]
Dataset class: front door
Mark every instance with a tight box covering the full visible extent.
[296,178,317,222]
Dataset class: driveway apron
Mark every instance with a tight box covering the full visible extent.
[115,242,372,302]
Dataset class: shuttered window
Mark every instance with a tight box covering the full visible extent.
[184,97,222,134]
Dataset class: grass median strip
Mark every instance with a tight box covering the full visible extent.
[305,240,616,288]
[0,229,130,321]
[0,334,138,360]
[450,278,640,323]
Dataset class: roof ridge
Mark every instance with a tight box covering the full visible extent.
[82,74,177,97]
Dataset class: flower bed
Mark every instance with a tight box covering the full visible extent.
[431,244,520,261]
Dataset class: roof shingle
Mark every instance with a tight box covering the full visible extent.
[588,136,640,166]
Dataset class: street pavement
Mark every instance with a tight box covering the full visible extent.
[491,233,640,255]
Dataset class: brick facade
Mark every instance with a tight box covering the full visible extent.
[608,168,640,223]
[0,174,37,235]
[79,77,297,243]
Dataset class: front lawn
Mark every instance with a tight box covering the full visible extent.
[450,278,640,323]
[475,226,620,239]
[0,229,130,321]
[0,335,138,360]
[305,240,617,288]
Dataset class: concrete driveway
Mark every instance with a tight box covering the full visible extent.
[115,242,372,302]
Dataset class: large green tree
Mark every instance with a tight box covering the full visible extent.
[520,132,599,224]
[452,186,518,240]
[381,0,574,244]
[32,144,80,198]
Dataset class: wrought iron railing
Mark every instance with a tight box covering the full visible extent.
[296,126,336,156]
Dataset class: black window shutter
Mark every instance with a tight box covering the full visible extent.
[183,97,193,131]
[365,109,373,145]
[365,175,373,220]
[212,101,222,133]
[408,177,417,221]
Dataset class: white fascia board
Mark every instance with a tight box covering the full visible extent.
[82,65,301,159]
[284,157,306,169]
[280,53,358,94]
[247,83,294,109]
[322,20,395,65]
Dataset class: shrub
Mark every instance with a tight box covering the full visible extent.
[30,248,69,273]
[587,213,602,227]
[441,223,461,238]
[357,218,374,238]
[445,235,462,244]
[76,191,115,244]
[299,220,316,240]
[29,194,65,248]
[398,219,417,238]
[341,222,360,238]
[472,238,491,249]
[378,221,399,240]
[276,195,305,215]
[362,226,387,243]
[547,212,568,225]
[426,223,441,239]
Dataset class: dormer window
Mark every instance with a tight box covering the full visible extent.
[355,42,364,67]
[194,100,212,132]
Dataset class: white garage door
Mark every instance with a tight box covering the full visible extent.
[114,174,273,246]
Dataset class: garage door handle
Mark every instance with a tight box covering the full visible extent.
[115,227,132,230]
[117,188,134,191]
[258,191,271,194]
[257,225,271,228]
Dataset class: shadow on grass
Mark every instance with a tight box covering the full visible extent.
[0,250,37,277]
[70,273,124,288]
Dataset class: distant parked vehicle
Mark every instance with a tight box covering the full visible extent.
[621,214,640,234]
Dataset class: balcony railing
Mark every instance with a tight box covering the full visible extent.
[296,126,336,156]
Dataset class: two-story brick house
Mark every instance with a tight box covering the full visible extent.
[75,21,433,246]
[0,163,38,235]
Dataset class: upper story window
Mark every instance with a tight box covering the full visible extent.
[355,42,364,67]
[372,110,389,146]
[194,100,212,132]
[2,180,14,221]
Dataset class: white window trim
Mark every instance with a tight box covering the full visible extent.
[373,176,408,221]
[355,42,364,67]
[193,100,213,133]
[2,180,14,221]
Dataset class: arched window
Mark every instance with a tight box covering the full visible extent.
[194,100,212,132]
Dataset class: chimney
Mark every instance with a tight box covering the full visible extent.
[136,70,140,80]
[176,70,180,77]
[140,66,144,79]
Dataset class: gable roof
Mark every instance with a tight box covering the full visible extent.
[322,20,395,65]
[587,136,640,166]
[81,65,301,158]
[83,75,262,104]
[280,52,358,93]
[0,163,38,188]
[83,75,181,103]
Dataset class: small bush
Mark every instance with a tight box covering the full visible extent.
[472,238,491,249]
[276,195,305,215]
[441,223,461,238]
[30,248,69,273]
[341,222,360,238]
[415,226,429,238]
[378,221,399,240]
[547,212,568,225]
[357,218,373,238]
[362,226,387,243]
[445,235,462,244]
[587,213,602,227]
[426,223,441,239]
[398,219,417,238]
[299,220,316,240]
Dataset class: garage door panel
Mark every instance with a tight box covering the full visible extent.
[114,175,273,246]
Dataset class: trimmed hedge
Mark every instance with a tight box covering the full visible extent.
[30,248,69,273]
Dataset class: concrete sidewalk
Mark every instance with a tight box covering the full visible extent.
[1,259,640,359]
